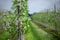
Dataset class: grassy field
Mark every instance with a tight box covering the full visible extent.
[25,21,56,40]
[31,11,60,40]
[0,10,60,40]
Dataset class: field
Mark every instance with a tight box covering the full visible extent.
[0,10,60,40]
[31,10,60,40]
[0,0,60,40]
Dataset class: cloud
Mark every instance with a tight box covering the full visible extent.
[28,0,60,13]
[0,0,60,13]
[0,0,12,10]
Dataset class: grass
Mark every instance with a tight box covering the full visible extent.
[25,21,55,40]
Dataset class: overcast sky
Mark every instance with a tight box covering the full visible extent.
[0,0,60,13]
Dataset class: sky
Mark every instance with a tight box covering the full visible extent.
[0,0,60,14]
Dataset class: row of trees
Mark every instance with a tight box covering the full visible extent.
[0,0,30,40]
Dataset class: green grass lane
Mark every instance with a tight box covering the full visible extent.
[29,21,55,40]
[25,25,37,40]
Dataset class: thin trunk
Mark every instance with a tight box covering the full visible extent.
[54,4,58,34]
[17,5,21,40]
